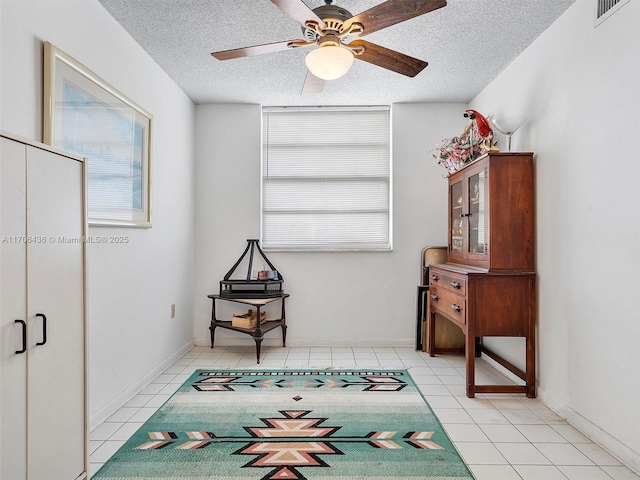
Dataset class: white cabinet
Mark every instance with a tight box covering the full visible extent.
[1,132,87,480]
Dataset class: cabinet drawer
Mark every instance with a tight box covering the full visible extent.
[429,286,466,326]
[429,268,467,295]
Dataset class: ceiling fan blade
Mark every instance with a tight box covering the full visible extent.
[344,0,446,37]
[212,40,303,60]
[302,70,325,94]
[350,40,428,77]
[270,0,325,28]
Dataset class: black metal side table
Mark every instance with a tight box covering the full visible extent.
[208,293,289,364]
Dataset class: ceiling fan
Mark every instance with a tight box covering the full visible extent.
[211,0,447,93]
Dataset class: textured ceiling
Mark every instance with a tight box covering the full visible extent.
[97,0,576,106]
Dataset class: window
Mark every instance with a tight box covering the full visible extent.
[261,106,391,251]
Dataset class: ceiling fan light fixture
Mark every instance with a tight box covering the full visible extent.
[305,45,354,80]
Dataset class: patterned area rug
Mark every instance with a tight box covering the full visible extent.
[92,369,475,480]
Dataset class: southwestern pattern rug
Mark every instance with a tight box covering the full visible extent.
[92,370,475,480]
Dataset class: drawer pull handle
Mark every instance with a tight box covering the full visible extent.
[450,281,461,289]
[430,294,439,301]
[460,213,472,218]
[431,274,439,281]
[451,304,461,312]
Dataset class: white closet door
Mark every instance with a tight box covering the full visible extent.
[25,145,85,480]
[0,137,28,480]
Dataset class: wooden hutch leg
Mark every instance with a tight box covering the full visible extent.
[526,276,537,398]
[428,309,436,357]
[465,330,476,398]
[526,335,536,398]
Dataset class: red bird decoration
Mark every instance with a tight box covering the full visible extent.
[464,109,492,138]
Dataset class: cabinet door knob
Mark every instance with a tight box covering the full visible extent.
[36,313,47,346]
[430,294,439,301]
[15,320,27,354]
[451,304,461,312]
[431,274,439,281]
[450,281,461,289]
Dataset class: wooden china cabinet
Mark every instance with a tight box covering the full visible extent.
[428,152,536,398]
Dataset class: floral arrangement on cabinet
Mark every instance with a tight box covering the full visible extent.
[433,109,499,176]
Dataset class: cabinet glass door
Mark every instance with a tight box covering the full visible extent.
[467,169,487,255]
[450,181,463,253]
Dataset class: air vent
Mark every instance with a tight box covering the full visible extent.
[596,0,630,25]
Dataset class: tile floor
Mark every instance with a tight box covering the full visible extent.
[90,345,640,480]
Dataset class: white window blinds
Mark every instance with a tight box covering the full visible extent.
[261,106,391,251]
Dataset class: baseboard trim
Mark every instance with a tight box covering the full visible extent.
[89,340,194,430]
[194,335,414,348]
[479,354,639,474]
[537,387,640,475]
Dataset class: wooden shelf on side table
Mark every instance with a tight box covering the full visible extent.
[207,293,289,364]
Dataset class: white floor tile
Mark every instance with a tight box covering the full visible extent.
[494,442,551,465]
[417,384,452,395]
[454,396,496,410]
[534,442,594,466]
[331,352,355,359]
[574,443,623,466]
[89,463,105,476]
[90,440,126,463]
[552,424,593,443]
[105,407,139,423]
[443,423,491,442]
[151,373,176,384]
[516,424,569,443]
[423,395,461,409]
[159,383,181,395]
[439,375,467,386]
[128,407,157,423]
[409,374,443,384]
[500,408,546,425]
[431,366,460,376]
[139,383,165,395]
[558,465,616,479]
[145,394,172,408]
[514,465,568,480]
[164,365,187,374]
[89,440,104,454]
[601,466,640,479]
[480,424,529,443]
[431,408,475,424]
[90,422,123,441]
[467,408,510,425]
[110,422,144,441]
[455,442,509,464]
[445,384,468,396]
[469,464,523,480]
[123,394,153,408]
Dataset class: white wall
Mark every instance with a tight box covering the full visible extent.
[193,103,467,348]
[471,0,640,471]
[0,0,196,427]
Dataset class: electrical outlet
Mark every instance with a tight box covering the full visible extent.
[171,304,176,318]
